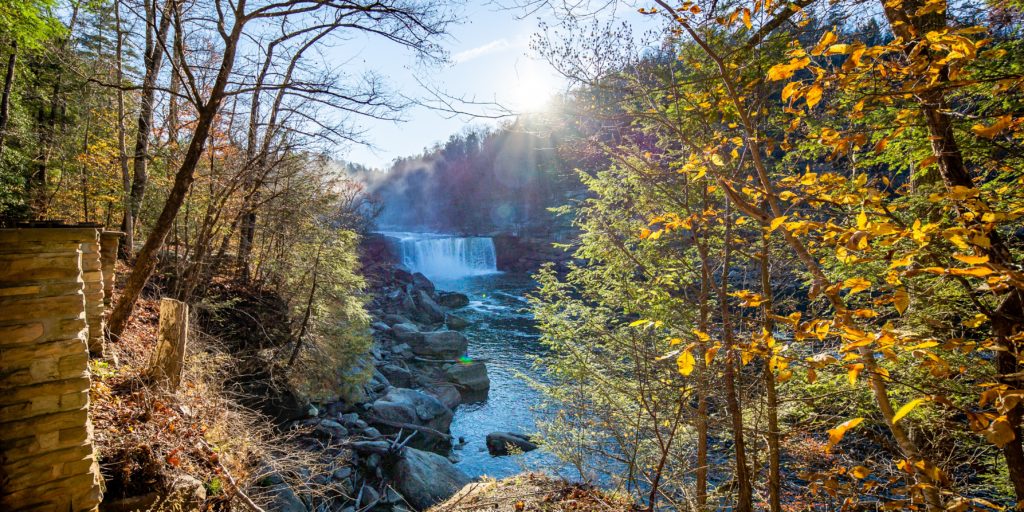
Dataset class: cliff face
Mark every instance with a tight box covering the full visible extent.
[491,233,573,273]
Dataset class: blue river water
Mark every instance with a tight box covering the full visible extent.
[430,272,568,479]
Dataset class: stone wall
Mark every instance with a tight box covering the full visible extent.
[0,227,104,512]
[80,227,105,357]
[99,231,121,308]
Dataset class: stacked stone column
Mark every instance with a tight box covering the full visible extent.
[98,231,122,308]
[0,227,104,512]
[78,225,105,357]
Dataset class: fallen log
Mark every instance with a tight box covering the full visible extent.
[362,414,452,441]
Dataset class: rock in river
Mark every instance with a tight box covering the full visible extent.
[445,313,469,330]
[437,291,470,309]
[412,272,436,295]
[391,447,471,510]
[391,323,423,344]
[380,364,413,388]
[411,331,468,359]
[486,431,539,456]
[445,361,490,394]
[423,383,462,410]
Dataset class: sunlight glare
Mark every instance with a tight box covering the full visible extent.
[511,60,559,113]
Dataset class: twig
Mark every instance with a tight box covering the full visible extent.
[198,439,266,512]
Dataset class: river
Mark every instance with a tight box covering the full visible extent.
[379,232,567,479]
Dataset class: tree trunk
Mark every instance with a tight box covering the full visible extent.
[289,241,322,368]
[760,233,781,512]
[236,206,257,282]
[108,8,245,338]
[0,41,16,157]
[114,1,131,257]
[879,1,1024,502]
[719,199,753,512]
[121,0,175,257]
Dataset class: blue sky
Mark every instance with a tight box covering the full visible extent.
[332,1,650,169]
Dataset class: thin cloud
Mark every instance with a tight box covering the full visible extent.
[453,39,512,64]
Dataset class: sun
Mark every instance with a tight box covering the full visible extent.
[510,60,559,113]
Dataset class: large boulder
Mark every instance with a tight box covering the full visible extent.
[311,419,349,443]
[415,290,446,324]
[411,272,436,295]
[423,383,462,410]
[394,268,414,284]
[383,314,410,326]
[380,364,413,388]
[485,432,538,456]
[411,331,468,359]
[437,292,470,309]
[391,448,471,510]
[445,362,490,394]
[258,473,307,512]
[445,313,470,330]
[392,323,424,344]
[369,388,453,452]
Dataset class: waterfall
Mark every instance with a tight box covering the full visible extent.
[381,232,499,281]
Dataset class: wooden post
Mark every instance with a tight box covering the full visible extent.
[150,298,188,390]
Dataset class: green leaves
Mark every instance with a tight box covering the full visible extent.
[0,0,63,48]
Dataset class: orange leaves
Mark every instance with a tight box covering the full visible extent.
[952,254,989,265]
[731,290,768,307]
[767,56,811,81]
[847,363,864,385]
[781,81,801,103]
[842,277,872,295]
[950,266,994,277]
[892,288,910,315]
[850,466,872,479]
[827,417,864,452]
[804,84,824,108]
[914,0,946,16]
[963,314,988,328]
[166,448,182,467]
[768,215,789,232]
[642,212,704,241]
[810,31,837,56]
[971,115,1016,138]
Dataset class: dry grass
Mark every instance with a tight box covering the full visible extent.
[91,265,336,509]
[429,473,635,512]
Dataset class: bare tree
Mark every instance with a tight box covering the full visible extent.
[108,0,454,338]
[119,0,175,257]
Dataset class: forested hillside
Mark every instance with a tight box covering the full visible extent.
[351,114,588,236]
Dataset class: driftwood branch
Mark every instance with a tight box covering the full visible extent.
[362,415,452,441]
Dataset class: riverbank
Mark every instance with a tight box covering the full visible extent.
[93,232,577,512]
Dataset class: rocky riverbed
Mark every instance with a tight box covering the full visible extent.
[256,262,548,512]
